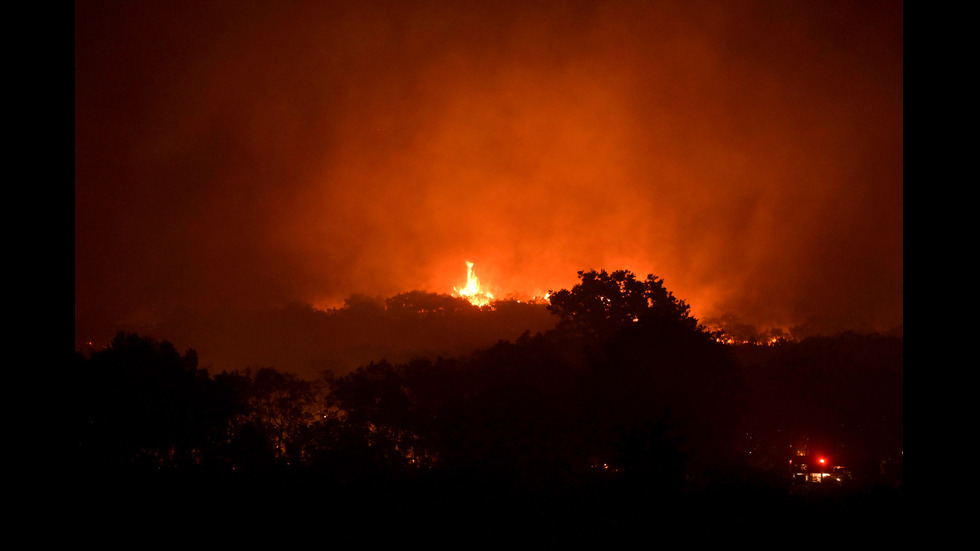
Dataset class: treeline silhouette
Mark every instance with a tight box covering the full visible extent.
[81,291,558,379]
[71,270,902,540]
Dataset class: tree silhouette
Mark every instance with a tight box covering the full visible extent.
[326,360,431,471]
[547,270,701,341]
[246,367,319,462]
[75,332,234,470]
[385,290,477,318]
[546,270,739,479]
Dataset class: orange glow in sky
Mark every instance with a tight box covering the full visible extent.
[75,2,903,353]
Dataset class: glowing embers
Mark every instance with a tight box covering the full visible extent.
[714,334,789,346]
[454,261,494,308]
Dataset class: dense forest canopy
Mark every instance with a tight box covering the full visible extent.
[73,271,901,487]
[71,270,902,540]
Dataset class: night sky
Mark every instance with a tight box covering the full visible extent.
[75,1,903,351]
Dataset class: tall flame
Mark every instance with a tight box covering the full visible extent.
[454,261,494,307]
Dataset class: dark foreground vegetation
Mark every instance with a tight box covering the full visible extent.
[70,271,902,542]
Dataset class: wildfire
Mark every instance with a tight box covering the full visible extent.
[454,261,494,308]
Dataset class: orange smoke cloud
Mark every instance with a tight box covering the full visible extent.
[76,1,903,347]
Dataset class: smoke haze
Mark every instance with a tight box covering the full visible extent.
[76,1,903,353]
